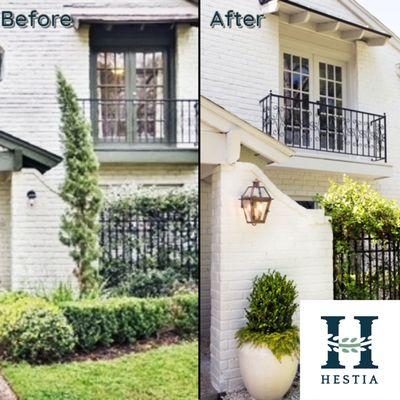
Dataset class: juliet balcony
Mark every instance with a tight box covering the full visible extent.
[81,98,198,163]
[260,92,387,163]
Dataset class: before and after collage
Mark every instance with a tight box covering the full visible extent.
[0,1,400,399]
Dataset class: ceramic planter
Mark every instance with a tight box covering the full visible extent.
[238,343,298,400]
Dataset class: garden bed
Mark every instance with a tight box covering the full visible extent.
[2,341,198,400]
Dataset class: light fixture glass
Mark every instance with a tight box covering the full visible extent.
[240,180,273,226]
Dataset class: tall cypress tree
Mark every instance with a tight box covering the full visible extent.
[57,71,103,295]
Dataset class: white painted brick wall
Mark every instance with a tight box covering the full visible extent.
[200,177,212,353]
[201,0,280,129]
[99,164,198,187]
[0,173,11,290]
[10,170,75,292]
[209,162,333,393]
[176,25,199,99]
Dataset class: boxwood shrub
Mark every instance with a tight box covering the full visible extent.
[0,297,75,363]
[61,293,198,351]
[171,293,198,337]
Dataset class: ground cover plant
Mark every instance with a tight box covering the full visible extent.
[2,341,198,400]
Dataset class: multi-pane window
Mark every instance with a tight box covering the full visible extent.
[282,53,345,151]
[319,62,344,151]
[136,51,165,142]
[283,53,310,147]
[96,52,127,141]
[94,50,167,143]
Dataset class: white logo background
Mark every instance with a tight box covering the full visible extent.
[300,301,400,400]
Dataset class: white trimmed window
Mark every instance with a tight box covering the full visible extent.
[281,48,347,151]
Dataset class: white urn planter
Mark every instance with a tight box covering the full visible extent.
[238,343,298,400]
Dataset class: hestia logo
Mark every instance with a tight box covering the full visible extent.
[322,316,378,370]
[300,301,400,400]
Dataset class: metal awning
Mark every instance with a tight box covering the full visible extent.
[0,131,62,174]
[260,0,391,46]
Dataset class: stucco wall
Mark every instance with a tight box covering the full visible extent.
[209,162,333,393]
[0,173,11,290]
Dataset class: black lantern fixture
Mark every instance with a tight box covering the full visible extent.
[27,190,37,207]
[240,180,273,226]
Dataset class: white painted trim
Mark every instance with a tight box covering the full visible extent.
[280,31,353,62]
[279,42,350,105]
[339,0,400,52]
[201,97,294,165]
[314,56,348,108]
[267,153,393,179]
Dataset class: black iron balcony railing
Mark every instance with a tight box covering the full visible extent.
[260,92,387,162]
[80,99,198,147]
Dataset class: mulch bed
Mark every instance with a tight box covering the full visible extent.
[66,333,185,363]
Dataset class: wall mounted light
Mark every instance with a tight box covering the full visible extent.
[27,190,37,206]
[240,180,273,226]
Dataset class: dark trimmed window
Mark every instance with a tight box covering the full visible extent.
[90,25,174,144]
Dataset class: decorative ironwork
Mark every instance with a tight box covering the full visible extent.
[260,92,387,162]
[334,233,400,300]
[80,99,198,147]
[100,209,199,283]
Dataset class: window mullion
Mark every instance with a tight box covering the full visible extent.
[126,51,136,144]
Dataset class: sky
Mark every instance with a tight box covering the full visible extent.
[356,0,400,36]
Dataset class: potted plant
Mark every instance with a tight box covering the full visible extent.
[236,271,299,400]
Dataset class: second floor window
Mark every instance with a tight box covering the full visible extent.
[90,25,174,145]
[282,51,346,152]
[94,50,167,143]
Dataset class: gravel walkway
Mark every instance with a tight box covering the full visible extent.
[222,375,300,400]
[0,374,17,400]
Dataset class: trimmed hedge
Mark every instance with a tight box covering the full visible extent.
[0,297,75,363]
[171,293,198,337]
[61,293,198,351]
[0,292,198,362]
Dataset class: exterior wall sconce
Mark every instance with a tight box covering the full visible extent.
[240,180,273,226]
[27,190,37,206]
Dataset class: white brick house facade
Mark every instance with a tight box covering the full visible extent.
[201,0,400,394]
[0,0,198,291]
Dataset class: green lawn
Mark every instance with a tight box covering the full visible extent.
[2,342,198,400]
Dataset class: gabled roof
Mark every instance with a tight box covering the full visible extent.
[0,131,62,174]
